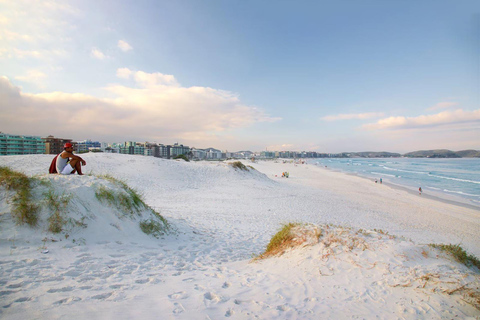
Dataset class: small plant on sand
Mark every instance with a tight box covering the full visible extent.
[140,219,166,238]
[44,190,70,233]
[96,175,145,211]
[230,161,249,171]
[0,166,39,226]
[254,223,321,260]
[95,185,140,215]
[95,175,170,234]
[429,243,480,270]
[174,154,190,162]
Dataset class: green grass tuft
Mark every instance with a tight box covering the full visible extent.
[44,190,70,233]
[174,154,190,162]
[0,166,39,226]
[140,219,168,238]
[429,243,480,270]
[96,175,145,211]
[230,161,249,171]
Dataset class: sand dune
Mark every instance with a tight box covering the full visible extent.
[0,154,479,319]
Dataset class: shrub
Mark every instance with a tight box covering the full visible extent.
[230,161,249,171]
[429,243,480,269]
[0,166,39,226]
[174,154,190,162]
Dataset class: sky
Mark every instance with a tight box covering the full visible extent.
[0,0,479,153]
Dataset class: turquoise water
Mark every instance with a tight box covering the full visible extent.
[309,158,480,207]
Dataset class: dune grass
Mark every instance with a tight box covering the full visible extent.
[95,175,145,213]
[44,190,70,233]
[230,161,249,171]
[95,175,169,235]
[429,243,480,270]
[0,166,39,226]
[254,222,322,260]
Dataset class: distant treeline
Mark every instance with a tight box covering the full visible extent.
[334,149,480,158]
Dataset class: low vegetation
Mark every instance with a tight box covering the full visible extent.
[429,243,480,270]
[44,190,70,233]
[0,166,39,226]
[230,161,249,171]
[140,219,166,238]
[95,175,144,213]
[255,222,322,260]
[174,154,190,162]
[95,175,169,235]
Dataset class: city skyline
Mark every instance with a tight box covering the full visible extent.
[1,0,479,153]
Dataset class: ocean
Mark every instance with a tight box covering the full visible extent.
[309,158,480,208]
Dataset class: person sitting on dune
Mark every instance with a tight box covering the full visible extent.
[56,143,86,175]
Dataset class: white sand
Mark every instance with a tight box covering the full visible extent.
[0,154,479,319]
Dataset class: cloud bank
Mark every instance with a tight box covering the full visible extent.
[363,109,480,130]
[321,112,384,121]
[0,72,280,145]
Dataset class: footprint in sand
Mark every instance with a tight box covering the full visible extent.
[173,302,185,314]
[47,286,74,293]
[204,292,225,303]
[168,291,189,300]
[91,292,113,300]
[276,304,290,312]
[225,308,234,317]
[53,297,81,305]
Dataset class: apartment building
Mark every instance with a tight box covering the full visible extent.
[0,132,45,155]
[76,140,101,153]
[43,135,73,154]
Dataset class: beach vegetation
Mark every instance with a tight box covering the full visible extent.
[44,190,70,233]
[230,161,249,171]
[255,222,322,260]
[140,218,167,238]
[0,166,39,226]
[95,175,170,234]
[429,244,480,270]
[95,175,145,212]
[174,154,190,162]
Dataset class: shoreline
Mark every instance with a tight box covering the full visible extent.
[336,169,480,212]
[311,162,480,211]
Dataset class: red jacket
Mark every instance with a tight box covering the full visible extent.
[49,155,59,174]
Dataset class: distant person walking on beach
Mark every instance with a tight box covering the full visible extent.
[380,178,382,184]
[54,143,86,175]
[419,187,422,195]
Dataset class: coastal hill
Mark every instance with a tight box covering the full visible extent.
[403,149,480,158]
[335,149,480,158]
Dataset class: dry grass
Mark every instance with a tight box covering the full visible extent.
[429,243,480,270]
[229,161,249,171]
[254,223,321,260]
[0,166,39,226]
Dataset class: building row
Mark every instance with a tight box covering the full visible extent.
[0,132,333,159]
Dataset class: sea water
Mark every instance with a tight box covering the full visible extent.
[309,158,480,208]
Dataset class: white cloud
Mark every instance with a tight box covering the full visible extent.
[427,101,459,111]
[116,68,132,79]
[321,112,384,121]
[133,71,179,87]
[0,74,280,144]
[118,40,132,52]
[363,109,480,130]
[91,48,106,60]
[14,70,47,87]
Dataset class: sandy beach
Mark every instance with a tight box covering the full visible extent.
[0,154,479,319]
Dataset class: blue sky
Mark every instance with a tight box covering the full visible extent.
[1,0,479,152]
